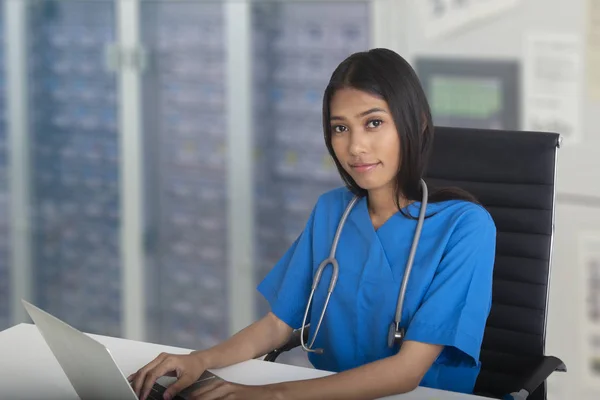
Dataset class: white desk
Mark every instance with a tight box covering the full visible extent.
[0,323,491,399]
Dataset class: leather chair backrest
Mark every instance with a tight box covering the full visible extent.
[424,127,560,400]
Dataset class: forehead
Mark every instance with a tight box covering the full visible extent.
[329,87,389,114]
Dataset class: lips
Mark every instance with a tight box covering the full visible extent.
[350,162,380,173]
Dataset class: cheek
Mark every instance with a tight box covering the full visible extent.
[379,130,400,167]
[331,138,346,159]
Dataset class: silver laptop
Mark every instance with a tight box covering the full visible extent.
[22,299,218,400]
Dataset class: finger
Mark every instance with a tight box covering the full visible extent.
[162,373,197,400]
[188,379,223,398]
[133,353,169,397]
[190,380,231,400]
[127,372,139,382]
[131,353,168,395]
[139,358,177,400]
[128,358,160,397]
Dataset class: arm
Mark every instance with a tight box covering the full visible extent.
[136,204,320,400]
[133,311,294,400]
[270,341,443,400]
[132,312,294,400]
[192,312,293,370]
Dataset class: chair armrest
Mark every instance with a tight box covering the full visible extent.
[504,355,566,400]
[264,324,310,362]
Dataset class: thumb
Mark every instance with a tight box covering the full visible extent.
[163,374,196,400]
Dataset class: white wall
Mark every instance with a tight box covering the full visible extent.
[387,1,600,398]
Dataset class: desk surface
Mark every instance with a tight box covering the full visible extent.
[1,323,491,399]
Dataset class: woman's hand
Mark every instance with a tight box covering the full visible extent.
[128,352,207,400]
[188,379,281,400]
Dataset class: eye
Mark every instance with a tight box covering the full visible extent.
[366,119,383,129]
[332,125,347,134]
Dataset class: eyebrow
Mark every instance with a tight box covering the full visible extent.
[330,107,387,121]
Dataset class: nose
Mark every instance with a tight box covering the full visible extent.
[348,129,368,156]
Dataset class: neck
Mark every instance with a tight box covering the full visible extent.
[367,185,409,217]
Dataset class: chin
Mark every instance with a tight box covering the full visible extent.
[354,183,378,191]
[351,177,387,191]
[350,173,397,192]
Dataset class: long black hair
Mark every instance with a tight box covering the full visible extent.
[322,48,479,216]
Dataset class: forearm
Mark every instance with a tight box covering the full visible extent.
[191,312,292,370]
[271,340,444,400]
[270,355,420,400]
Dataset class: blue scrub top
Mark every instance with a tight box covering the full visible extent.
[257,187,496,394]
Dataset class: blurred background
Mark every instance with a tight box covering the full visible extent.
[0,0,599,399]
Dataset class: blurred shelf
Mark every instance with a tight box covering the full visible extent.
[27,0,121,337]
[141,0,229,349]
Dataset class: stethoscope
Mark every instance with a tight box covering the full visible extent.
[300,179,428,353]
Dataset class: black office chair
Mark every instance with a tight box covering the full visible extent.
[263,127,566,400]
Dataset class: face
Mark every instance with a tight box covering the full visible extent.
[329,87,400,192]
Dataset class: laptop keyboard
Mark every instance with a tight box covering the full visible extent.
[131,371,217,399]
[146,383,186,400]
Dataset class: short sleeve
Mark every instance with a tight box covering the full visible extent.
[405,207,497,367]
[256,207,316,329]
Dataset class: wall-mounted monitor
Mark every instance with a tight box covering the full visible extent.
[416,57,520,130]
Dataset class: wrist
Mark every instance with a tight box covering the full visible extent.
[268,382,293,400]
[190,349,212,370]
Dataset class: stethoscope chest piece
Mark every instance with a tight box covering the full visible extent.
[388,322,405,348]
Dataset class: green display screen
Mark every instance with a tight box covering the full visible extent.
[430,75,503,119]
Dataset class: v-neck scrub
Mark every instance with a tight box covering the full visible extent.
[257,186,496,394]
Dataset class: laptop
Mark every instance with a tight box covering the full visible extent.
[22,299,218,400]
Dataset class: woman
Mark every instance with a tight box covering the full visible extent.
[129,48,496,400]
